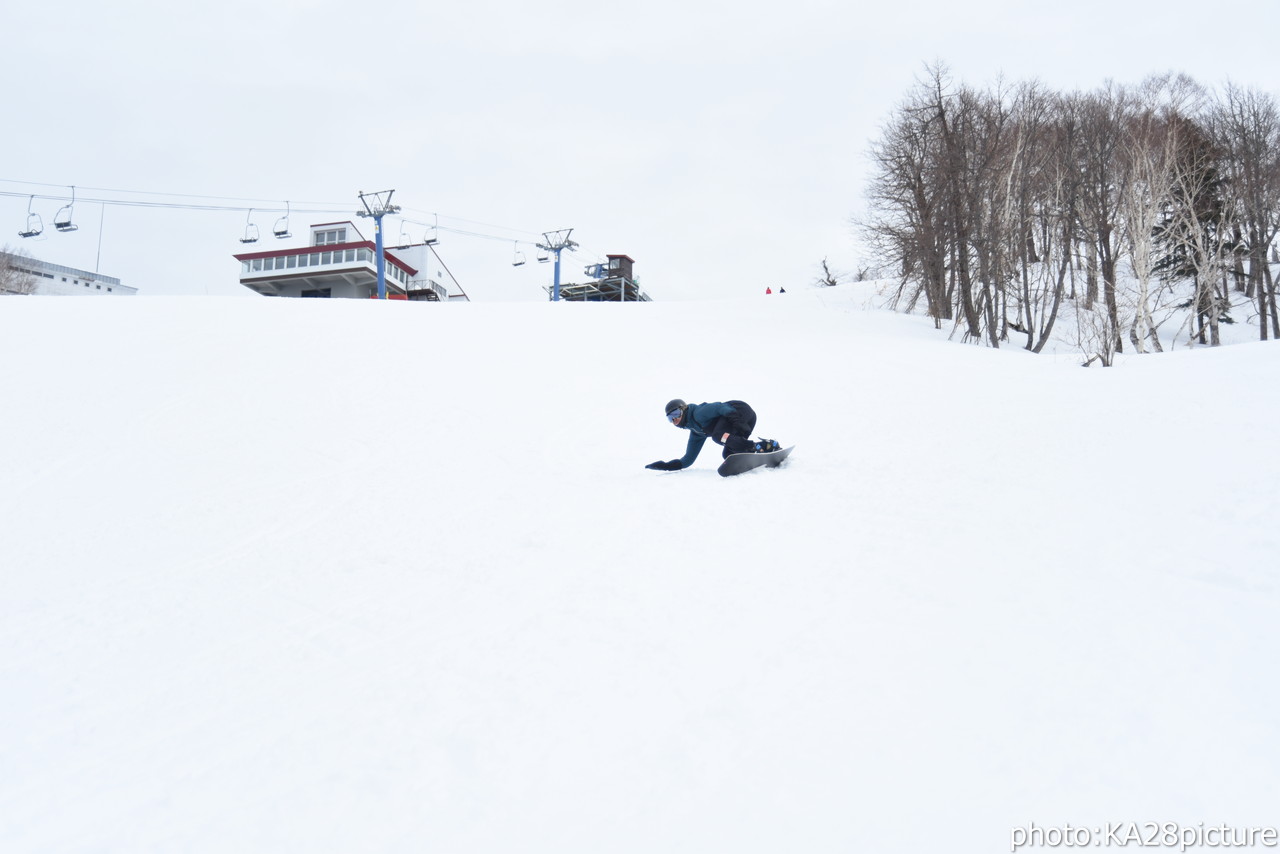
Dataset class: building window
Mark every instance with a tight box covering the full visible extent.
[315,229,347,246]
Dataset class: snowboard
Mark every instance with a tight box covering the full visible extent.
[717,445,794,477]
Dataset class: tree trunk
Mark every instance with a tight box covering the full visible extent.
[1085,250,1098,309]
[1265,256,1280,338]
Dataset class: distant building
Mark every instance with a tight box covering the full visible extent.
[0,250,135,296]
[559,254,650,301]
[233,221,468,301]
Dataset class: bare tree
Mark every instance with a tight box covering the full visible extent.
[0,246,40,295]
[1120,103,1177,353]
[1157,112,1231,346]
[1214,83,1280,340]
[1009,85,1076,353]
[1073,294,1122,367]
[862,67,954,327]
[817,257,841,287]
[861,69,1279,360]
[1077,82,1136,353]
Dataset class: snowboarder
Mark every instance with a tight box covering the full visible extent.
[645,399,780,471]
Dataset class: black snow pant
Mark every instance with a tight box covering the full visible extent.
[711,400,758,458]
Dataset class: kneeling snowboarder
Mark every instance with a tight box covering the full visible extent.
[645,399,781,471]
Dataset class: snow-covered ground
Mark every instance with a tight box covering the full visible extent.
[2,286,1276,853]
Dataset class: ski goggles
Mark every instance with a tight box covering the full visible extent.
[666,408,683,423]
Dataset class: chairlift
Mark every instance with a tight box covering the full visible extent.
[273,201,292,239]
[240,209,260,244]
[512,242,527,267]
[423,215,440,245]
[18,195,43,239]
[53,186,79,233]
[537,250,550,263]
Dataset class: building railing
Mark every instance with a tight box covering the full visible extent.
[240,247,413,288]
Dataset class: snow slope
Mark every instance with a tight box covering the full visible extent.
[1,287,1277,853]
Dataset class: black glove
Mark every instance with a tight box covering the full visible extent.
[645,460,682,471]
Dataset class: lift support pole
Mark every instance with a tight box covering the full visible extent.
[357,190,401,300]
[537,229,579,302]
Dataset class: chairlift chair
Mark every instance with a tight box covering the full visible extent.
[18,195,43,238]
[273,201,292,239]
[512,242,527,267]
[240,209,260,244]
[53,185,78,233]
[537,250,550,263]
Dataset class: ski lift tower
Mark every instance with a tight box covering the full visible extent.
[357,190,401,300]
[537,228,578,302]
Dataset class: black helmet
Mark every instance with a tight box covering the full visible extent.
[665,399,686,422]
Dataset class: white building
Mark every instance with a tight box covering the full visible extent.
[234,221,468,301]
[0,251,136,296]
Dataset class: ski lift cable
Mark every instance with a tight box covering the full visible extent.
[0,178,351,211]
[398,218,540,246]
[2,180,568,252]
[1,179,547,242]
[5,182,616,271]
[2,180,546,242]
[398,208,542,240]
[2,189,555,252]
[0,189,346,216]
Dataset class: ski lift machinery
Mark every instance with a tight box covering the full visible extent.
[18,195,42,238]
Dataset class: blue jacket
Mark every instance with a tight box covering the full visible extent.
[675,401,740,468]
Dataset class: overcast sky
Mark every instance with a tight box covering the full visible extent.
[3,0,1277,301]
